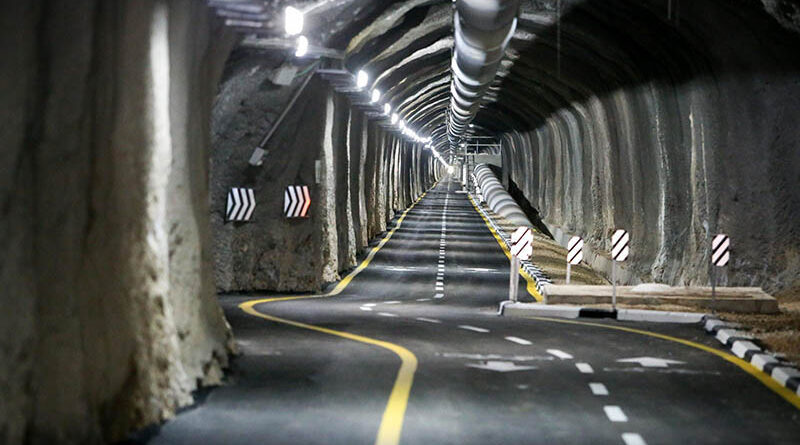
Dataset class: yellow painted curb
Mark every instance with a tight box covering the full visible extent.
[467,195,543,302]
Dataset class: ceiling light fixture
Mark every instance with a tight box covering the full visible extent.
[294,35,309,57]
[356,70,369,89]
[285,6,304,35]
[371,89,381,103]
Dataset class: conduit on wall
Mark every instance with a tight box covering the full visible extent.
[474,163,530,227]
[447,0,520,146]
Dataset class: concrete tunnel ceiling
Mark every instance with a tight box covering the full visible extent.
[220,0,800,290]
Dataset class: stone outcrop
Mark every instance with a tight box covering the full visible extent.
[0,1,236,443]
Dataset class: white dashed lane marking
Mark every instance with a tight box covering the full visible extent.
[576,363,594,374]
[434,293,444,299]
[589,383,609,396]
[458,325,490,333]
[363,303,376,307]
[377,312,398,318]
[603,406,628,422]
[621,433,647,445]
[359,307,372,311]
[505,336,532,345]
[385,301,401,305]
[416,317,442,324]
[416,298,431,302]
[547,349,573,360]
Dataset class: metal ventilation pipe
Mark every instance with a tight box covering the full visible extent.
[448,0,519,145]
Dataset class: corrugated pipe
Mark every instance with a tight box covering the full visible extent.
[448,0,519,145]
[473,163,531,227]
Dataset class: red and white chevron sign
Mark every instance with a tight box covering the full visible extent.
[284,185,311,218]
[511,227,533,261]
[567,236,584,265]
[712,234,730,267]
[226,187,256,222]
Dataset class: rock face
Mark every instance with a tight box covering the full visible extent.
[491,0,800,293]
[0,1,236,443]
[210,57,437,293]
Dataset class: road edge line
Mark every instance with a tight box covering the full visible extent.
[524,316,800,410]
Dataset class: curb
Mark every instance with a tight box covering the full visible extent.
[468,193,552,296]
[703,317,800,395]
[501,302,705,324]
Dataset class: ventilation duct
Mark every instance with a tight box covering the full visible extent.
[447,0,519,146]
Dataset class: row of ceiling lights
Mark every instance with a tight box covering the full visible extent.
[283,5,450,172]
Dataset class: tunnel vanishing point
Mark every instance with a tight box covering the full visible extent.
[2,1,800,444]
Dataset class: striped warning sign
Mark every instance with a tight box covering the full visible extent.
[226,187,256,222]
[284,185,311,218]
[511,227,533,261]
[611,229,630,262]
[567,236,583,265]
[712,234,730,267]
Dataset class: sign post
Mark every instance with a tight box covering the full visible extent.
[510,227,533,302]
[566,236,584,284]
[610,229,630,310]
[711,234,730,314]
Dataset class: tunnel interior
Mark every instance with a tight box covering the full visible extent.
[2,0,800,443]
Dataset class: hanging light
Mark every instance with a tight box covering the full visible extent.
[356,70,369,89]
[294,36,309,57]
[391,113,399,124]
[384,103,391,115]
[285,6,304,36]
[371,89,381,103]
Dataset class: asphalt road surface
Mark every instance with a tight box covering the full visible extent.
[136,180,800,445]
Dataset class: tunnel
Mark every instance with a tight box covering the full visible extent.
[2,1,800,444]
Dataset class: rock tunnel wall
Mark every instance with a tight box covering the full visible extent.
[1,1,236,443]
[494,0,800,293]
[210,58,437,293]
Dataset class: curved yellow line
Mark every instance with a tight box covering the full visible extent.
[240,299,418,445]
[237,184,436,445]
[467,195,543,302]
[524,316,800,410]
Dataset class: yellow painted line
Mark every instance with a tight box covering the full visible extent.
[237,183,437,445]
[467,195,543,302]
[240,299,417,445]
[524,316,800,410]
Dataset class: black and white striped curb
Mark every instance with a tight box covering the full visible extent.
[704,317,800,394]
[469,193,552,296]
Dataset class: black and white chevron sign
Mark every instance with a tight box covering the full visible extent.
[712,234,730,267]
[611,229,630,262]
[226,187,256,222]
[511,226,533,261]
[567,236,584,265]
[284,185,311,218]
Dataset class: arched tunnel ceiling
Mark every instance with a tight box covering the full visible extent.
[218,0,800,154]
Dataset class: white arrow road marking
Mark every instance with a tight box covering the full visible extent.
[505,336,532,345]
[604,406,628,422]
[622,433,647,445]
[416,317,441,324]
[576,363,594,373]
[589,383,609,395]
[458,325,490,333]
[465,361,537,372]
[617,357,686,368]
[377,312,397,318]
[434,293,444,299]
[547,349,573,360]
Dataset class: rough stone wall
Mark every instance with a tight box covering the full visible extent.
[497,0,800,293]
[0,1,235,443]
[211,62,435,292]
